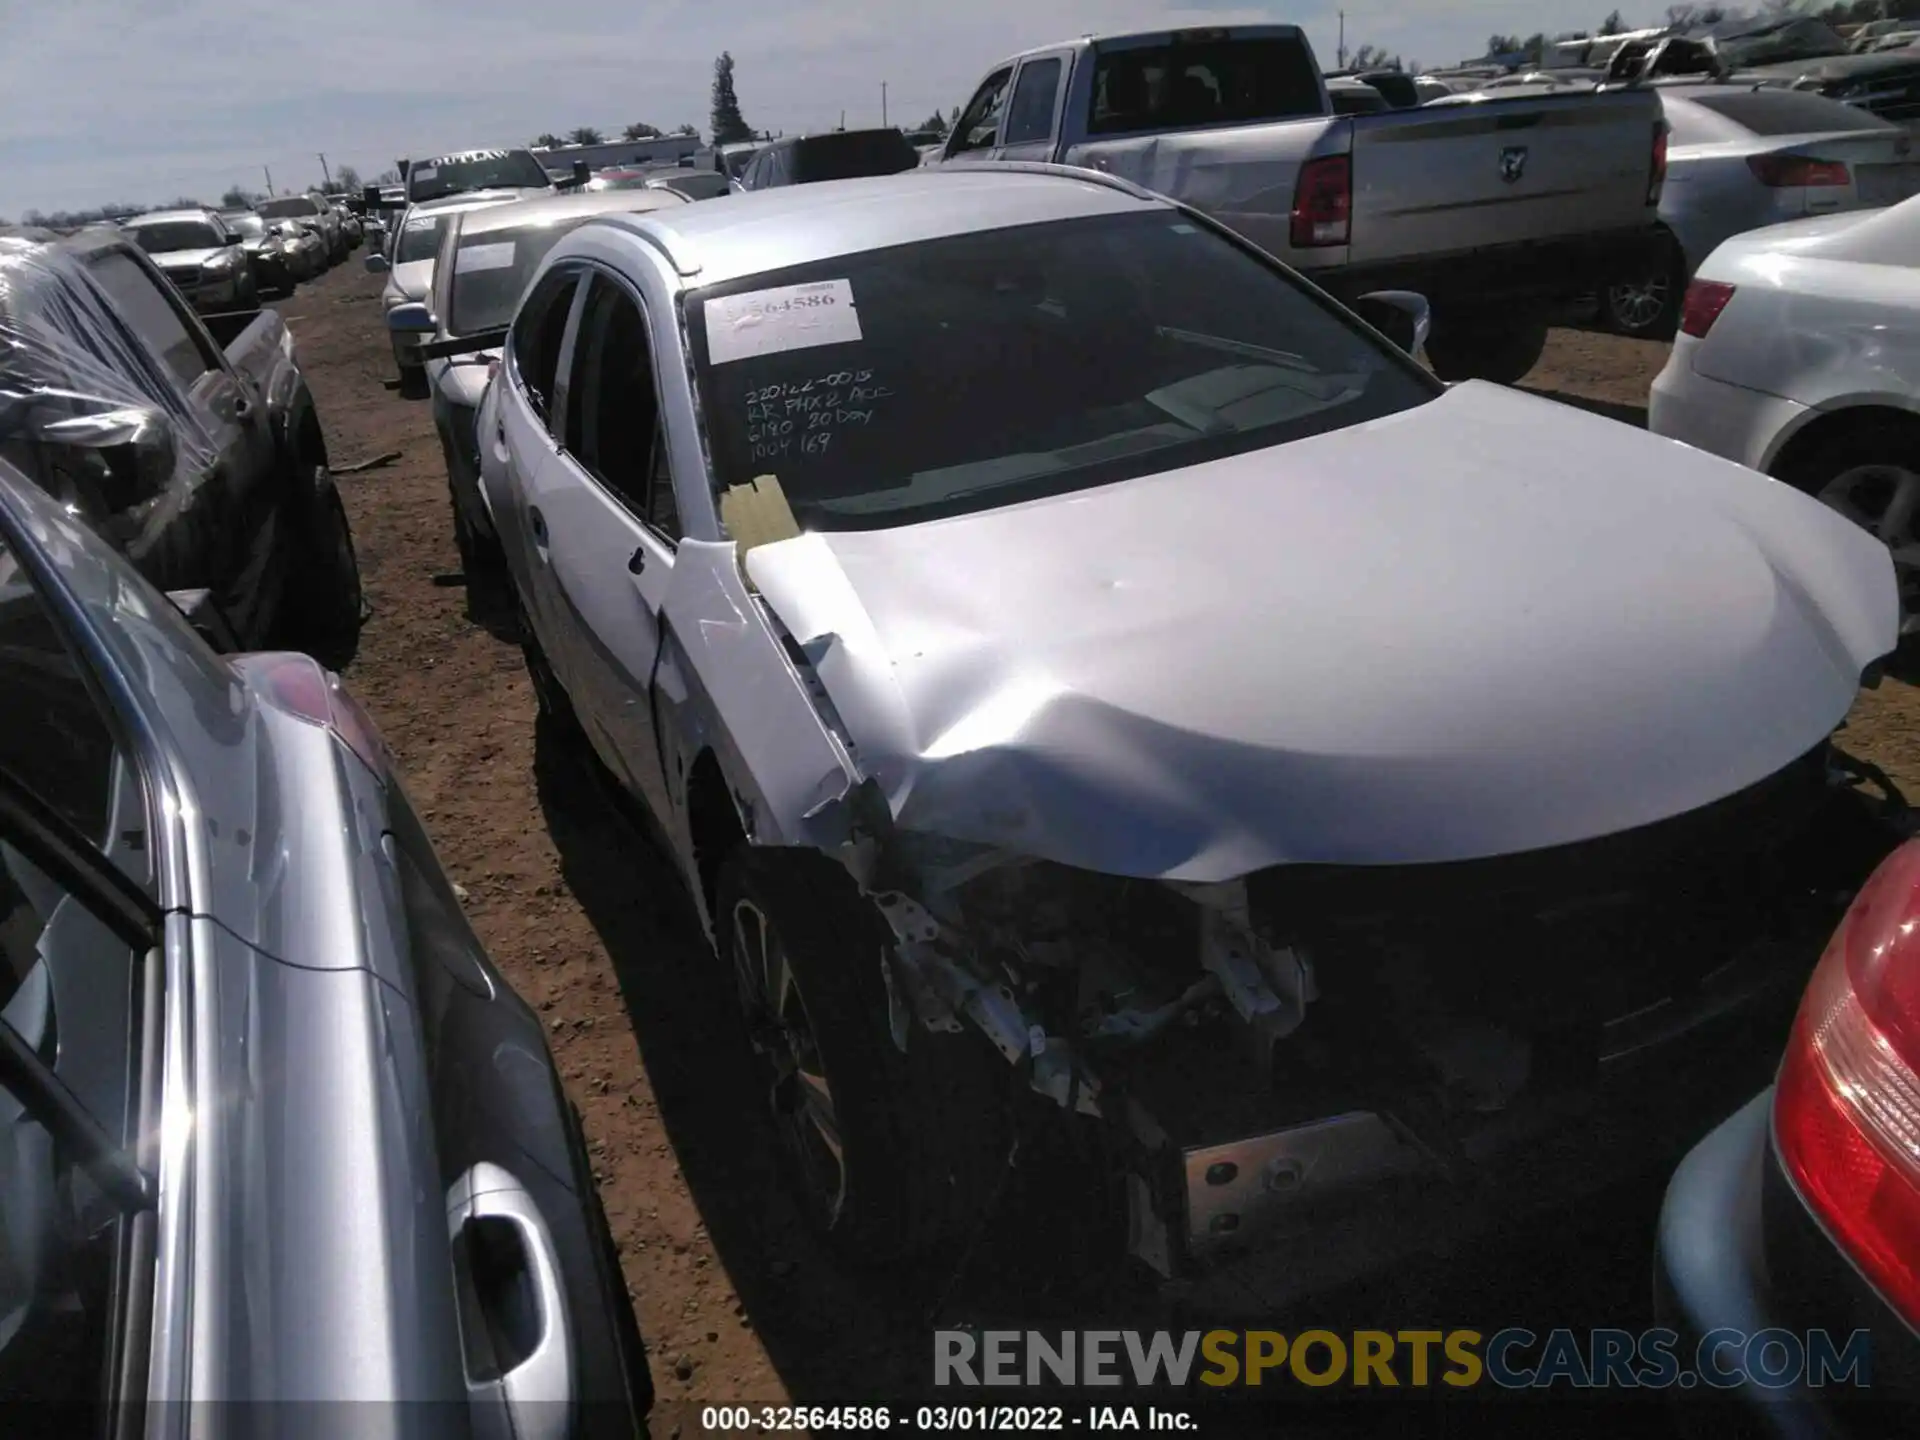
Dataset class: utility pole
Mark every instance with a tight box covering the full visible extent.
[839,108,846,131]
[318,152,333,189]
[263,164,274,197]
[882,82,888,127]
[1338,10,1346,68]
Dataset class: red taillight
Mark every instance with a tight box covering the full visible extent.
[1747,154,1851,188]
[1775,839,1920,1329]
[232,651,389,779]
[1649,124,1669,204]
[1290,155,1351,249]
[1678,279,1736,338]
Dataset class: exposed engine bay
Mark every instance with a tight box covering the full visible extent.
[849,740,1911,1290]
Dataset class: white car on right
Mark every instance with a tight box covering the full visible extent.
[1649,193,1920,628]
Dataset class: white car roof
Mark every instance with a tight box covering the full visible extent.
[596,167,1167,288]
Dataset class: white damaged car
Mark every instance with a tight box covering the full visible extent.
[472,164,1911,1305]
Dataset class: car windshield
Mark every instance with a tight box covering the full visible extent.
[397,213,449,263]
[225,214,266,237]
[789,131,921,183]
[408,150,551,202]
[1680,88,1897,137]
[1088,37,1325,135]
[127,221,219,253]
[721,147,763,179]
[654,172,732,200]
[450,217,598,334]
[687,210,1437,531]
[258,196,322,219]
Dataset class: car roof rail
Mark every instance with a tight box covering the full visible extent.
[930,159,1165,204]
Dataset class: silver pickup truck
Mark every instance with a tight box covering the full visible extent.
[939,25,1670,382]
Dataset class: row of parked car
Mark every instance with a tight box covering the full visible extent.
[338,22,1920,1433]
[108,191,365,315]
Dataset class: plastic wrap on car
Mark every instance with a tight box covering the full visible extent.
[0,233,220,546]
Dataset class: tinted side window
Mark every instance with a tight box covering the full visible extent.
[83,251,213,391]
[1005,58,1065,145]
[1691,88,1896,135]
[0,531,147,1407]
[563,275,679,540]
[952,68,1013,153]
[509,267,579,422]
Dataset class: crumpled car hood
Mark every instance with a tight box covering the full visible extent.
[745,381,1896,882]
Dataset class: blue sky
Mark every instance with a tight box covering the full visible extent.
[0,0,1653,217]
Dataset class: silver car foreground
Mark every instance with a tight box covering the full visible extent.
[0,456,652,1430]
[474,164,1909,1306]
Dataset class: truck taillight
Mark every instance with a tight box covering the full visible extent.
[1774,839,1920,1330]
[232,651,389,779]
[1649,123,1669,204]
[1678,279,1735,338]
[1290,156,1351,249]
[1747,154,1850,188]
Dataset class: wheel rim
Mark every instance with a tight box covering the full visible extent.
[1607,271,1669,331]
[1817,462,1920,632]
[729,897,847,1226]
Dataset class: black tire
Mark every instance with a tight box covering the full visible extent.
[1423,313,1550,386]
[1773,416,1920,634]
[1603,236,1685,340]
[714,846,1012,1264]
[448,476,515,628]
[277,463,365,667]
[238,272,259,311]
[397,364,428,401]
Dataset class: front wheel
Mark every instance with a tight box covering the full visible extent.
[277,463,365,667]
[715,847,1012,1264]
[1775,418,1920,634]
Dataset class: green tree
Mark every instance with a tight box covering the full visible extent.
[623,122,662,140]
[918,110,950,136]
[1599,9,1626,33]
[568,127,605,145]
[334,164,362,191]
[710,51,753,144]
[675,123,699,138]
[1351,43,1402,69]
[220,185,255,208]
[1487,32,1523,54]
[532,132,563,148]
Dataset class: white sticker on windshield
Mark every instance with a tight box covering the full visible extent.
[413,165,439,181]
[457,242,517,274]
[704,279,861,365]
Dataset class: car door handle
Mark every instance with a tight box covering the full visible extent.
[529,506,548,546]
[448,1164,574,1440]
[627,546,646,575]
[232,395,252,419]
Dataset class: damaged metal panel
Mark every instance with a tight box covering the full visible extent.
[741,382,1896,883]
[653,537,862,849]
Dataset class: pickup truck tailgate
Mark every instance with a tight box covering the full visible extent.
[1346,91,1662,268]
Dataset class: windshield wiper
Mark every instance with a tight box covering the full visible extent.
[1156,326,1318,374]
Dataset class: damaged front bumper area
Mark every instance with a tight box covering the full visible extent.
[855,742,1913,1309]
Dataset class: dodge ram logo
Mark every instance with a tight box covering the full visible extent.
[1499,146,1529,184]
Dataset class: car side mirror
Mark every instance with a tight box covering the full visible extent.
[364,252,390,274]
[571,160,592,188]
[222,233,243,246]
[363,184,382,209]
[387,301,435,333]
[1352,290,1431,358]
[32,403,179,510]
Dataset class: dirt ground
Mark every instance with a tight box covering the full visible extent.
[285,258,1920,1424]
